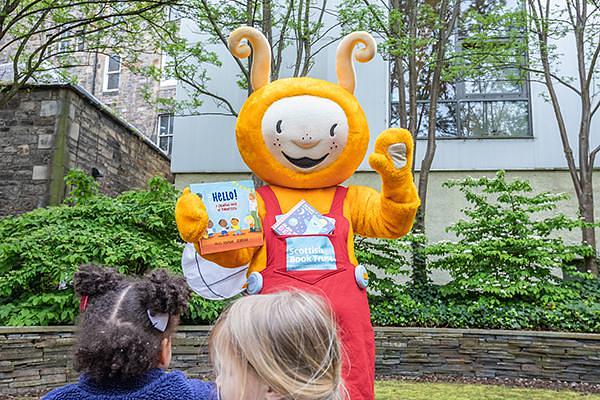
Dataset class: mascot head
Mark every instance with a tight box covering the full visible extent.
[229,27,376,189]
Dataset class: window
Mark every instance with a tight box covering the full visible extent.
[157,114,174,155]
[390,0,530,138]
[0,62,13,83]
[160,52,177,87]
[77,32,85,51]
[58,37,71,53]
[103,55,121,92]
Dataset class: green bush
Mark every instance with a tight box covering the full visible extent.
[360,172,600,333]
[427,171,594,302]
[0,169,224,326]
[364,281,600,332]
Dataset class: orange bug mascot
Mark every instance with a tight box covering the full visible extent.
[176,26,420,399]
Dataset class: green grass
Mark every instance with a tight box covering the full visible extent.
[375,381,600,400]
[9,381,600,400]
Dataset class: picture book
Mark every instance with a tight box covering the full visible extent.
[189,180,263,255]
[272,200,335,236]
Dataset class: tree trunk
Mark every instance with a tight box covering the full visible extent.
[580,180,598,275]
[411,207,428,285]
[411,0,457,285]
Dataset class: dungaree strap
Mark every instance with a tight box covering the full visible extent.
[259,186,347,216]
[257,186,282,216]
[329,186,348,215]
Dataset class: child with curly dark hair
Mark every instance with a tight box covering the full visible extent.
[42,264,216,400]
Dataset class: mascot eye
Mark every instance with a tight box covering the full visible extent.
[276,120,283,134]
[330,123,338,137]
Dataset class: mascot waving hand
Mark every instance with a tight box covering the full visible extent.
[176,26,420,400]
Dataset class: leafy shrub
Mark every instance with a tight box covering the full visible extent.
[0,169,224,326]
[365,281,600,332]
[427,171,594,302]
[359,172,599,333]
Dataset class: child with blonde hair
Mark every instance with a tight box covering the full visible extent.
[210,291,345,400]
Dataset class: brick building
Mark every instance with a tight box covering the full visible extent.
[0,84,173,216]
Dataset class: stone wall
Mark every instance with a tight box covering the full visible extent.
[0,85,173,216]
[1,326,599,396]
[374,327,600,382]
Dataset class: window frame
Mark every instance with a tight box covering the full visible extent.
[157,113,174,156]
[159,52,177,87]
[102,55,121,93]
[389,1,533,140]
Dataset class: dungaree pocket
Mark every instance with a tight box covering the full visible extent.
[274,233,346,285]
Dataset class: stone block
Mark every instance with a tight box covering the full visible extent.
[37,134,54,149]
[40,101,58,117]
[31,165,48,180]
[16,144,30,155]
[69,122,80,141]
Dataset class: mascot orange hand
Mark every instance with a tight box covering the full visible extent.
[369,128,413,177]
[175,187,209,243]
[368,128,417,202]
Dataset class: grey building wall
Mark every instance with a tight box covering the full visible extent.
[170,2,600,174]
[75,53,177,142]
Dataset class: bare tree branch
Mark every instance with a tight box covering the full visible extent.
[197,0,249,82]
[528,0,583,199]
[520,66,582,95]
[591,144,600,167]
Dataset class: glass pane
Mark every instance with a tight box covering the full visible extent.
[108,56,120,72]
[159,115,174,135]
[160,53,175,81]
[459,37,527,97]
[459,0,525,37]
[394,72,456,101]
[438,82,457,101]
[465,78,523,95]
[390,102,402,128]
[416,102,459,138]
[460,100,529,137]
[167,115,174,135]
[58,40,70,52]
[159,136,169,152]
[168,136,173,156]
[159,116,169,135]
[107,73,119,90]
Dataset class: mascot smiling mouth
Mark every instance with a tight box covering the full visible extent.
[282,152,329,169]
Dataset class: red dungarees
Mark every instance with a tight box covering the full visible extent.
[257,185,375,400]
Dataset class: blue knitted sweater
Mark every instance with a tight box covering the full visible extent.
[42,369,217,400]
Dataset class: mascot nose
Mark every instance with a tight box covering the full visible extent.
[292,133,321,149]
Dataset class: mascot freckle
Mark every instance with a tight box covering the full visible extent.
[176,26,420,399]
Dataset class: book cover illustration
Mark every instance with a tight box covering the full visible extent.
[189,180,263,255]
[272,200,335,236]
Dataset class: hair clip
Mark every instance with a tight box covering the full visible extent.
[79,295,89,312]
[147,310,169,332]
